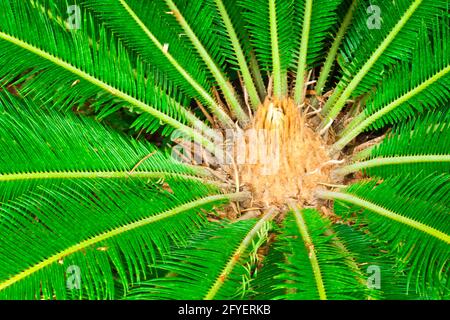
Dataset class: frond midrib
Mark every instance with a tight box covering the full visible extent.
[214,0,261,109]
[269,0,284,98]
[291,205,327,300]
[316,190,450,244]
[0,170,212,184]
[164,0,249,124]
[293,0,312,104]
[0,30,216,152]
[321,0,423,126]
[336,154,450,175]
[203,209,276,300]
[334,63,450,151]
[0,191,247,292]
[117,0,233,127]
[315,0,357,96]
[323,228,374,299]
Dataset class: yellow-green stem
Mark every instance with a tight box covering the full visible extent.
[320,0,423,130]
[214,0,261,109]
[118,0,233,128]
[316,190,450,244]
[164,0,249,125]
[316,0,357,97]
[0,191,249,292]
[291,205,327,300]
[204,209,277,300]
[269,0,286,98]
[294,0,313,105]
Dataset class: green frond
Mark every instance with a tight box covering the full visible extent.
[315,0,357,96]
[364,21,449,130]
[254,213,426,300]
[295,0,343,68]
[163,0,249,124]
[317,175,450,297]
[334,18,450,150]
[293,0,343,103]
[338,0,448,97]
[166,0,261,109]
[248,236,285,300]
[79,0,234,126]
[253,208,369,300]
[125,210,275,300]
[239,0,296,97]
[332,224,422,300]
[0,177,247,299]
[212,0,262,108]
[81,0,208,90]
[0,91,212,202]
[0,0,216,146]
[337,111,450,177]
[321,0,448,126]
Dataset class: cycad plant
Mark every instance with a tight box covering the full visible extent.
[0,0,448,300]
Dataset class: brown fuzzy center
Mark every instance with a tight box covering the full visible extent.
[238,98,333,206]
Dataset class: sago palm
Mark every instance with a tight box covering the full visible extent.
[0,0,448,300]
